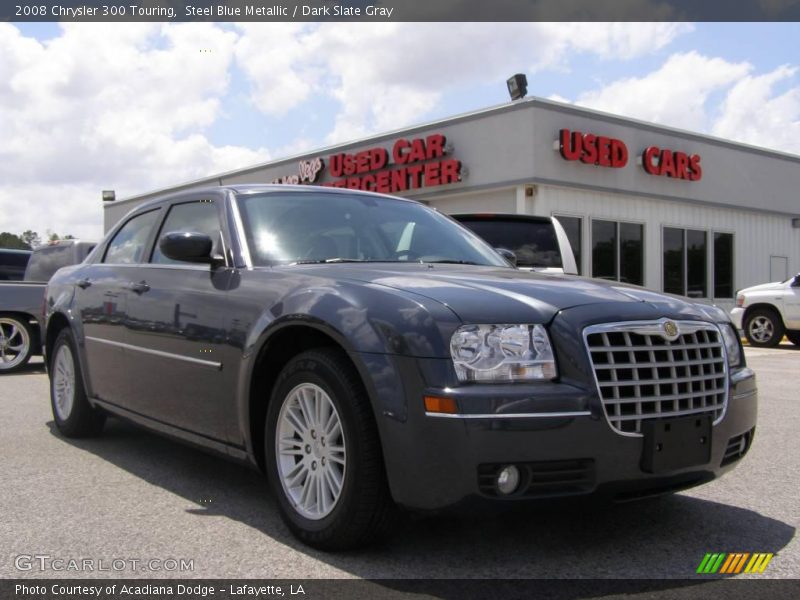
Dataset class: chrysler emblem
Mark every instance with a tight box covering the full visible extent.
[662,320,680,340]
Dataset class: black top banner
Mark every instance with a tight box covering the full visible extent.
[4,0,800,22]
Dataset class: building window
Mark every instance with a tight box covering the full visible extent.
[620,222,644,285]
[687,230,707,298]
[713,233,734,298]
[663,227,708,298]
[555,215,582,275]
[592,220,617,280]
[592,219,644,285]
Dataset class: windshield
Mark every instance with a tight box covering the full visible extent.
[457,218,562,268]
[236,192,509,268]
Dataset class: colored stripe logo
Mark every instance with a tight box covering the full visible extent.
[696,553,774,574]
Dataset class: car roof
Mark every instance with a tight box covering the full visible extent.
[452,213,553,223]
[129,184,422,215]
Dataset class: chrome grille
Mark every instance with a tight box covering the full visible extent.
[584,320,728,436]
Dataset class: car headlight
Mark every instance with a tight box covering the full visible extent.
[718,322,742,368]
[450,324,557,382]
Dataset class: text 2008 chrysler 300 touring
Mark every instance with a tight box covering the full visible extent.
[44,185,757,550]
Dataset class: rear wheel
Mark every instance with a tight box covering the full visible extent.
[744,308,784,348]
[0,315,34,374]
[265,348,395,550]
[50,328,105,437]
[787,330,800,346]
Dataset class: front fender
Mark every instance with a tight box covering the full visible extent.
[235,280,462,465]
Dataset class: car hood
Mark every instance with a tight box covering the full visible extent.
[740,281,785,294]
[308,263,719,324]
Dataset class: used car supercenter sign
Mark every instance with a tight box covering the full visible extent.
[272,133,463,193]
[558,128,703,181]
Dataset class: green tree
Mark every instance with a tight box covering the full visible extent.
[0,232,32,250]
[20,230,41,248]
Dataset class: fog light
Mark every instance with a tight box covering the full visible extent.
[497,465,520,495]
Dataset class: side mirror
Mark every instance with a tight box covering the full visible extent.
[495,247,517,267]
[159,232,215,263]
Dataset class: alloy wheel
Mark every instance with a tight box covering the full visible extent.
[275,383,347,520]
[53,344,76,420]
[0,318,30,371]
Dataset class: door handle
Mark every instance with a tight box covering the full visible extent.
[127,281,151,295]
[76,278,92,289]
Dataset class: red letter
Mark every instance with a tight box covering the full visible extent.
[407,139,426,163]
[596,136,612,167]
[581,134,598,164]
[426,134,446,159]
[329,154,343,177]
[675,152,689,180]
[440,160,461,184]
[689,154,702,181]
[423,162,441,187]
[559,129,582,161]
[393,139,410,164]
[375,170,391,193]
[660,149,676,178]
[611,139,628,168]
[642,146,660,175]
[371,148,388,170]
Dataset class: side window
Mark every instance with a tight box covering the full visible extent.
[151,201,222,265]
[103,210,160,265]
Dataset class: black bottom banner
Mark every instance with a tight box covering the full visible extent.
[3,579,800,600]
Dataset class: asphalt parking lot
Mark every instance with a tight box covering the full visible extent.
[0,346,798,581]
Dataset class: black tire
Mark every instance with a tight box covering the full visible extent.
[0,315,34,374]
[744,308,784,348]
[787,330,800,346]
[265,348,395,550]
[49,328,105,437]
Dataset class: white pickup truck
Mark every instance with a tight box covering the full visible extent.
[730,273,800,347]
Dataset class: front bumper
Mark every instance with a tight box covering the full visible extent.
[373,357,757,511]
[730,307,745,330]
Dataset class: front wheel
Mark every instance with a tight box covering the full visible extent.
[50,328,105,437]
[787,330,800,346]
[265,349,395,550]
[744,308,784,348]
[0,315,34,374]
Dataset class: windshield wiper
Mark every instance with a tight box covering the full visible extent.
[422,259,480,265]
[289,258,401,265]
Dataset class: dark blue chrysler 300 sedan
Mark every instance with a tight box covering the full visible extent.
[44,185,757,550]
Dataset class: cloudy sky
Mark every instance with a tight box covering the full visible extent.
[1,22,799,240]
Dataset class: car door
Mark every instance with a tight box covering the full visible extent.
[78,209,161,403]
[122,198,234,442]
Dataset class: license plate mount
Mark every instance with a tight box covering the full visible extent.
[641,415,712,474]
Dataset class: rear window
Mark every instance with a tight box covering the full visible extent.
[0,250,31,281]
[457,218,562,268]
[24,244,73,282]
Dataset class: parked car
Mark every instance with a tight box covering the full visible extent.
[731,273,800,347]
[0,248,32,281]
[0,240,96,373]
[452,213,578,274]
[44,185,756,550]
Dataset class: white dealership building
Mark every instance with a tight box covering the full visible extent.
[105,97,800,311]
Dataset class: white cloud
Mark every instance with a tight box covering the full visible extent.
[557,51,800,155]
[570,51,752,131]
[0,22,695,240]
[712,65,800,153]
[233,22,691,144]
[0,23,269,240]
